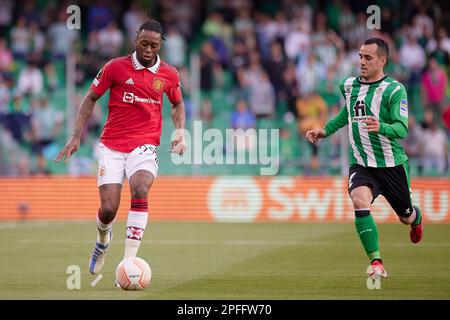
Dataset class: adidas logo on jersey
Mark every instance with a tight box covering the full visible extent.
[125,78,134,85]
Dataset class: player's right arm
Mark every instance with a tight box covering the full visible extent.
[306,106,348,143]
[55,61,114,162]
[55,89,101,162]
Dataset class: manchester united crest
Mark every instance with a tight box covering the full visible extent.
[152,78,164,92]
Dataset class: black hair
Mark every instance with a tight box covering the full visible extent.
[137,19,165,41]
[364,37,389,62]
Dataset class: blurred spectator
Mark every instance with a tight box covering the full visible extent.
[296,93,328,171]
[428,27,450,67]
[442,104,450,134]
[230,98,256,130]
[43,62,59,93]
[338,3,355,42]
[200,42,222,93]
[335,49,357,79]
[230,39,249,75]
[399,32,426,85]
[282,62,300,118]
[296,93,328,136]
[272,11,289,42]
[0,75,9,113]
[123,1,146,48]
[199,97,213,125]
[328,104,344,172]
[87,30,101,54]
[254,13,280,60]
[10,16,30,60]
[87,0,114,32]
[98,21,124,58]
[0,37,13,73]
[385,53,409,84]
[241,51,263,95]
[28,21,45,56]
[421,57,448,115]
[311,11,329,46]
[160,0,198,40]
[325,0,341,33]
[75,49,101,85]
[163,26,186,68]
[31,153,50,176]
[401,115,422,167]
[233,7,254,34]
[48,10,79,58]
[30,93,63,156]
[264,41,287,105]
[347,12,371,49]
[418,111,448,174]
[279,128,296,168]
[247,71,275,119]
[296,51,326,95]
[318,63,341,109]
[315,30,345,68]
[17,58,43,96]
[202,11,221,37]
[3,93,32,144]
[21,0,41,25]
[380,7,395,35]
[0,124,30,176]
[229,98,257,152]
[0,0,13,37]
[435,27,450,55]
[284,22,310,61]
[411,5,433,39]
[202,11,232,66]
[289,1,313,33]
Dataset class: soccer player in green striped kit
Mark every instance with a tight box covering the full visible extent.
[306,38,423,280]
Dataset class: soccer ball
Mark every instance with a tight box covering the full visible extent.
[115,257,152,290]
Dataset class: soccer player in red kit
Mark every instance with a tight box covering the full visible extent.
[55,20,186,274]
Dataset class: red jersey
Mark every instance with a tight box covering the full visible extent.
[90,52,182,152]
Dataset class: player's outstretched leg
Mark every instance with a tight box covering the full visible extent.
[351,186,388,280]
[90,209,115,274]
[355,209,388,280]
[410,205,423,244]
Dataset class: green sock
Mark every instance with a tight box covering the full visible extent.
[354,210,380,261]
[412,205,422,226]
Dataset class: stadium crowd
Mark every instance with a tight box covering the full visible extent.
[0,0,449,176]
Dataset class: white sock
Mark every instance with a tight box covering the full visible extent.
[96,209,115,245]
[124,200,148,258]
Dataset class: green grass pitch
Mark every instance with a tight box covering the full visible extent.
[0,221,449,299]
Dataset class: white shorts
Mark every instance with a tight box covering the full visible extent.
[97,143,159,187]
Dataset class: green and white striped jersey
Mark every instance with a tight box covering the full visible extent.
[324,75,409,168]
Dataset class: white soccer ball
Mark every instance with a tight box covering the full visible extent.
[115,257,152,291]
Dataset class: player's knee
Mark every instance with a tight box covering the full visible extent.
[101,202,119,219]
[350,194,372,209]
[131,184,149,199]
[398,207,415,225]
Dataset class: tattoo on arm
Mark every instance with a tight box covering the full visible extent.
[72,90,100,138]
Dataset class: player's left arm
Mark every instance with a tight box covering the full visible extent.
[170,99,187,155]
[364,84,408,139]
[166,70,187,155]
